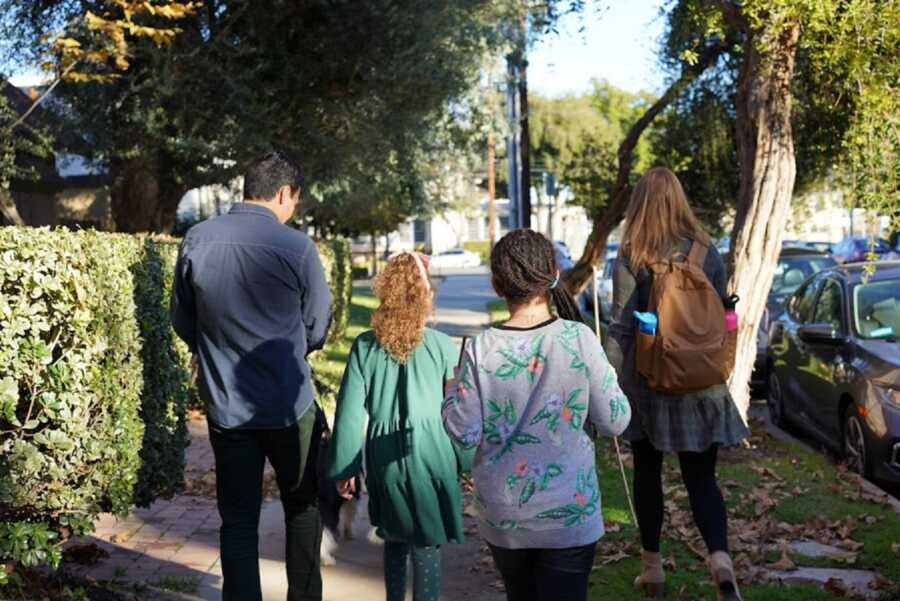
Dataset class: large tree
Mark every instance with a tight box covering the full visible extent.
[2,1,508,232]
[562,39,730,291]
[530,83,657,222]
[3,0,584,234]
[663,0,899,415]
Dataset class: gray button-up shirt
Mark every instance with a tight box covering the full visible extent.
[170,203,332,429]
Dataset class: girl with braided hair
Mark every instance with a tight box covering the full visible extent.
[443,229,631,601]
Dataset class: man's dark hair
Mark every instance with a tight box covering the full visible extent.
[490,229,583,323]
[243,150,304,201]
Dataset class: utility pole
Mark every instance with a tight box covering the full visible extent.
[518,9,531,230]
[545,172,556,240]
[505,57,520,230]
[487,127,497,248]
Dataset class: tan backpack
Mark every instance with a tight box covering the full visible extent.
[635,241,732,394]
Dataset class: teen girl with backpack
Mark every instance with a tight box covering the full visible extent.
[605,167,749,601]
[442,229,631,601]
[325,252,471,601]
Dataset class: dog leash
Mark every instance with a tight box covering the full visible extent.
[593,265,639,528]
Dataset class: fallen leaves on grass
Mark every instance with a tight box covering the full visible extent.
[769,550,797,572]
[824,577,850,596]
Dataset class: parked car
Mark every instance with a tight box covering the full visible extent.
[716,237,731,255]
[580,253,616,320]
[753,248,838,390]
[766,261,900,484]
[554,240,574,272]
[430,248,481,270]
[831,237,893,264]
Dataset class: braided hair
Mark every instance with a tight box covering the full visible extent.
[490,229,584,323]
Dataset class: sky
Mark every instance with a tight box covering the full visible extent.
[9,1,668,95]
[529,0,668,97]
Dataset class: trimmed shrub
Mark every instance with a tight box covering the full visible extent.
[130,239,191,507]
[317,238,352,343]
[0,227,190,573]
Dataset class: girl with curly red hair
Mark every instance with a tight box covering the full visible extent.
[325,252,471,601]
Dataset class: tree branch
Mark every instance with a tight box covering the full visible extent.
[564,42,727,293]
[717,0,749,32]
[10,62,77,131]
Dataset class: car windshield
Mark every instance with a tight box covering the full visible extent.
[769,256,837,303]
[854,278,900,340]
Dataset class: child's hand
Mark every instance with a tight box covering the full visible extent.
[336,478,356,500]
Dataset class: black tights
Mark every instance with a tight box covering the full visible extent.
[631,438,728,553]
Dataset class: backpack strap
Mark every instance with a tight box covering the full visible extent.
[687,241,709,267]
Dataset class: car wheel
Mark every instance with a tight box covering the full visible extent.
[844,407,873,479]
[767,370,786,427]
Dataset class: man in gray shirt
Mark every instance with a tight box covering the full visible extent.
[171,151,332,601]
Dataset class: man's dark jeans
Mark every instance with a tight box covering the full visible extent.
[208,406,325,601]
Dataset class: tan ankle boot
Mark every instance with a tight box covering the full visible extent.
[633,549,665,598]
[708,551,742,601]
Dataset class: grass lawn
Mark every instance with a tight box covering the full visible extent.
[590,422,899,600]
[316,288,900,600]
[313,286,377,413]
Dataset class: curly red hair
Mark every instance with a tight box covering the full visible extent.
[372,253,432,363]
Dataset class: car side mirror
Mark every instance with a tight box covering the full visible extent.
[798,323,846,345]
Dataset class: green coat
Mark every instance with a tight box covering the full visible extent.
[324,328,472,546]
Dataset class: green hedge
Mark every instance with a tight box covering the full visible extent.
[0,227,190,574]
[316,238,352,343]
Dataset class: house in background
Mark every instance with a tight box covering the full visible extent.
[3,81,112,229]
[350,186,594,262]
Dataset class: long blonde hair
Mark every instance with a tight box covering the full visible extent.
[372,253,432,363]
[621,167,711,272]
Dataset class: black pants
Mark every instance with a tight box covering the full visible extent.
[631,438,728,553]
[488,542,597,601]
[208,406,325,601]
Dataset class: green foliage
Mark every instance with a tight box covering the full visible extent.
[0,81,52,194]
[0,227,190,572]
[463,240,491,262]
[662,0,898,230]
[650,78,738,236]
[130,238,191,507]
[0,1,518,233]
[314,238,353,344]
[529,82,657,219]
[307,238,354,411]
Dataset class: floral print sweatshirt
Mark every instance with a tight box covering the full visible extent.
[442,318,631,549]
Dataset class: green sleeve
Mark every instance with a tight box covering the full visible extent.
[324,336,368,480]
[439,331,460,379]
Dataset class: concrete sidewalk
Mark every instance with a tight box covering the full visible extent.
[64,417,504,601]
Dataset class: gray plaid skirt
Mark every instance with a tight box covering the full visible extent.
[621,382,750,453]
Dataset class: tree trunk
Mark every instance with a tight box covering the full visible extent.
[726,17,801,418]
[0,189,25,226]
[370,233,378,277]
[110,156,162,233]
[564,44,724,294]
[110,153,189,234]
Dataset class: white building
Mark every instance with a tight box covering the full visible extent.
[350,187,594,260]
